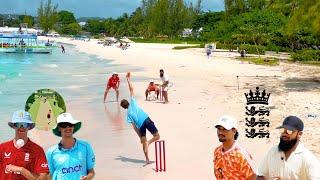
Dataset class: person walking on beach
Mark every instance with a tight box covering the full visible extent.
[159,69,170,103]
[257,116,320,180]
[61,45,65,53]
[46,113,95,180]
[104,72,120,102]
[213,115,256,180]
[206,47,212,58]
[0,110,49,180]
[120,72,160,165]
[47,109,52,125]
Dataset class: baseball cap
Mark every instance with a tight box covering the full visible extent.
[112,72,118,75]
[214,115,237,130]
[276,116,304,131]
[8,110,35,130]
[52,113,82,137]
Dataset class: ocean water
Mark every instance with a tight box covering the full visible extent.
[0,44,143,142]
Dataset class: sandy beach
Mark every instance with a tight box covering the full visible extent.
[34,37,320,179]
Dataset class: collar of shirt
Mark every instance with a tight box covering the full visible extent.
[59,138,78,152]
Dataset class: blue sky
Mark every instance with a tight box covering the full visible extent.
[0,0,224,18]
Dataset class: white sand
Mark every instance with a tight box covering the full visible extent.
[37,37,320,179]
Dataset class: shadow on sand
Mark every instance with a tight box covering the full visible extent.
[115,155,155,165]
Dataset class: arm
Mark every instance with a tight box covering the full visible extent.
[80,169,95,180]
[5,165,44,180]
[163,81,169,87]
[256,176,266,180]
[126,72,134,97]
[81,143,96,180]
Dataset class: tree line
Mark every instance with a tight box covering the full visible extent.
[1,0,319,61]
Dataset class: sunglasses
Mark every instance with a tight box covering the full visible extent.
[13,122,31,129]
[58,122,74,128]
[279,128,295,135]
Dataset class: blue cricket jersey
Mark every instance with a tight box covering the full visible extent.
[127,97,149,128]
[46,139,95,180]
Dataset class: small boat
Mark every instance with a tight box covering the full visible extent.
[0,32,53,54]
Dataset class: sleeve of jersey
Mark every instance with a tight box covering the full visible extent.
[239,152,256,178]
[34,148,49,174]
[130,97,137,106]
[0,144,2,164]
[46,149,55,175]
[305,152,320,179]
[86,143,96,170]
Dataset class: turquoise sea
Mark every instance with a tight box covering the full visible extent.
[0,44,143,142]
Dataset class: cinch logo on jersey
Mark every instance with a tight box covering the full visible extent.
[61,164,82,174]
[41,163,48,168]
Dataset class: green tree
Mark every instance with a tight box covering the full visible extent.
[19,15,34,27]
[60,22,81,35]
[57,10,76,25]
[84,19,105,35]
[37,0,58,33]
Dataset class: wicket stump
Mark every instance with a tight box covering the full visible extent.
[155,140,166,172]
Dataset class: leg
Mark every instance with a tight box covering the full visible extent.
[163,91,168,103]
[145,89,149,100]
[145,118,160,146]
[148,132,160,146]
[115,88,119,102]
[103,87,111,102]
[140,136,150,164]
[156,90,160,99]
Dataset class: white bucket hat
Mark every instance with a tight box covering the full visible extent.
[8,110,35,130]
[53,113,81,137]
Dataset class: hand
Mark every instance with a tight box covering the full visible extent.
[126,72,131,78]
[80,175,87,180]
[80,175,92,180]
[5,164,23,174]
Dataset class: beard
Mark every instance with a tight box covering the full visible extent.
[218,135,226,142]
[160,74,163,77]
[278,137,298,152]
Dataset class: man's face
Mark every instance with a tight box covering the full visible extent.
[216,126,235,143]
[160,71,164,77]
[15,127,28,138]
[278,128,301,152]
[58,122,75,137]
[14,123,30,138]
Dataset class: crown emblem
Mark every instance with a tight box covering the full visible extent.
[245,87,270,105]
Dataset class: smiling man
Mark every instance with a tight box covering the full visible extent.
[0,110,49,180]
[46,113,96,180]
[213,115,256,180]
[257,116,320,180]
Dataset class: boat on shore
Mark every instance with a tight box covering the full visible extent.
[0,31,53,54]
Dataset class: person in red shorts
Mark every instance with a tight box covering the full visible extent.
[104,72,120,102]
[0,110,49,180]
[145,80,160,100]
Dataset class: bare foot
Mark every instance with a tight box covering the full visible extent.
[145,159,150,165]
